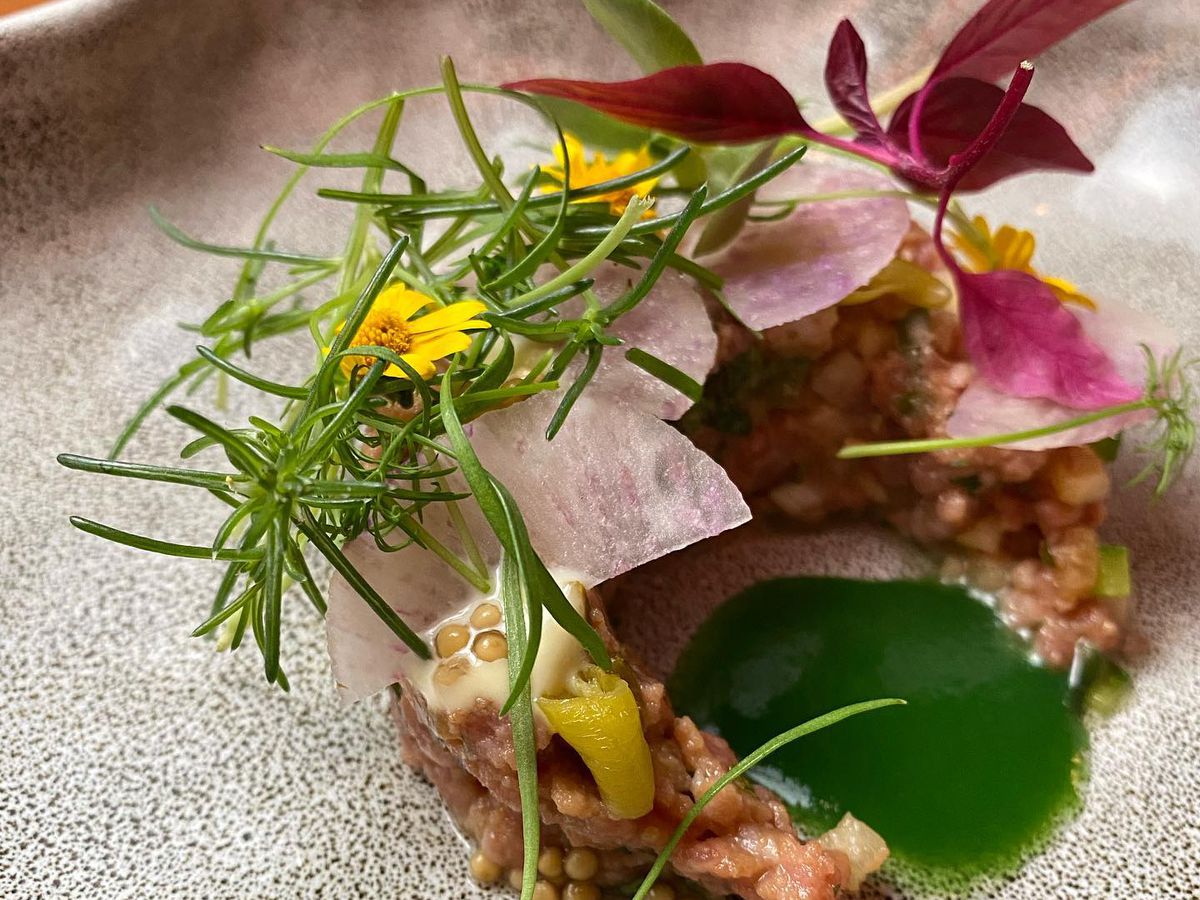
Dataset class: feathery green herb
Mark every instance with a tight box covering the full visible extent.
[59,63,798,697]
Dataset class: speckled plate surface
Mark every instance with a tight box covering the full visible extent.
[2,1,1198,897]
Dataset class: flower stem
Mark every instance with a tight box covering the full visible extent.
[404,512,492,593]
[838,400,1151,459]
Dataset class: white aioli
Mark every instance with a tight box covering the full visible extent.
[404,574,591,716]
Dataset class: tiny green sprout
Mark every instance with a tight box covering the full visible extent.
[838,346,1198,498]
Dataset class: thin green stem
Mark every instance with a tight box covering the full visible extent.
[838,400,1151,459]
[340,96,404,293]
[632,699,905,900]
[508,197,650,306]
[443,489,489,584]
[400,512,491,593]
[755,188,929,208]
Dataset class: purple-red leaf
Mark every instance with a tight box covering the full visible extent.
[888,76,1092,190]
[824,19,886,144]
[503,63,809,144]
[956,269,1140,409]
[948,297,1177,450]
[924,62,1132,411]
[932,0,1131,84]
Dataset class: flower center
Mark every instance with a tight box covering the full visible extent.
[351,313,413,355]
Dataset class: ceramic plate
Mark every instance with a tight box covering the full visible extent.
[2,1,1197,897]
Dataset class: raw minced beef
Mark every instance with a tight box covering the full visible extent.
[391,224,1121,899]
[393,596,851,900]
[682,225,1124,667]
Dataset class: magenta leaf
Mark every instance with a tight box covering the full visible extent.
[926,63,1134,410]
[932,0,1132,84]
[888,77,1092,190]
[503,64,810,144]
[824,19,886,144]
[957,269,1140,409]
[949,297,1177,450]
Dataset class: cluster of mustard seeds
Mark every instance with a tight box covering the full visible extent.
[432,601,509,686]
[468,844,687,900]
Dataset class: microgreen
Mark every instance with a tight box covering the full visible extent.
[838,348,1196,497]
[505,0,1129,190]
[501,1,1142,409]
[923,62,1141,410]
[631,698,905,900]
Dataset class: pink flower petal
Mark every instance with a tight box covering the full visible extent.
[325,391,749,700]
[705,164,911,331]
[957,268,1142,410]
[948,295,1175,450]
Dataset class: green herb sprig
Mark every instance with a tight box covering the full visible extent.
[58,57,794,692]
[838,347,1197,497]
[632,698,905,900]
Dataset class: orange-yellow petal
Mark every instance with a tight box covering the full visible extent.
[409,330,475,360]
[948,229,992,272]
[385,355,437,379]
[407,300,489,334]
[992,225,1036,270]
[1042,275,1097,310]
[374,284,435,320]
[540,132,659,217]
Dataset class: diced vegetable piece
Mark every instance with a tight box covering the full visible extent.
[1045,446,1110,505]
[538,666,655,819]
[1095,544,1131,598]
[816,812,890,891]
[1068,641,1133,718]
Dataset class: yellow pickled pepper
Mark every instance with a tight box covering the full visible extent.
[537,667,655,819]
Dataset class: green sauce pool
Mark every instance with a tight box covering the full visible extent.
[669,577,1087,886]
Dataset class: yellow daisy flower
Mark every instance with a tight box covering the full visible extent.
[543,133,659,218]
[949,215,1096,310]
[842,258,951,309]
[334,284,490,380]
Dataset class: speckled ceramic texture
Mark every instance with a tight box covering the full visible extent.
[1,1,1197,897]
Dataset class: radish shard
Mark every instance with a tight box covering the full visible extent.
[469,391,748,577]
[947,297,1178,450]
[326,390,750,701]
[326,503,485,700]
[705,164,910,331]
[577,262,718,420]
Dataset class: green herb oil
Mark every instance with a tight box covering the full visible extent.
[669,577,1086,887]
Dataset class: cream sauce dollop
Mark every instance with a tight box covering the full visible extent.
[404,573,590,716]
